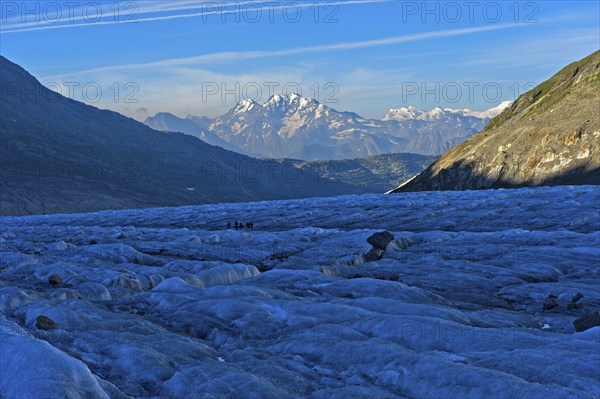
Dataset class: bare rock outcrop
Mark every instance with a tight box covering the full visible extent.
[392,50,600,192]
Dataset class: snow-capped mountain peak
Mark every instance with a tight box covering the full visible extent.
[382,106,422,121]
[419,106,445,120]
[383,106,449,121]
[234,99,258,113]
[384,102,512,122]
[267,94,283,104]
[264,93,315,110]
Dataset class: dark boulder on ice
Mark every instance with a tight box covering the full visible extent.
[48,275,63,286]
[367,231,395,250]
[362,247,385,262]
[573,311,600,332]
[354,231,396,263]
[542,298,559,311]
[36,315,58,330]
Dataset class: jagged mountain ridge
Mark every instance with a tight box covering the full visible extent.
[382,102,510,121]
[392,50,600,192]
[145,94,508,160]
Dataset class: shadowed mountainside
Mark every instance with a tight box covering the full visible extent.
[0,56,433,216]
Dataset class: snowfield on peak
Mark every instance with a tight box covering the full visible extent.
[460,100,513,119]
[1,185,599,398]
[383,101,512,122]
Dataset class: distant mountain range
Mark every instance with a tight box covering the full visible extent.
[0,56,435,216]
[392,50,600,192]
[145,94,510,160]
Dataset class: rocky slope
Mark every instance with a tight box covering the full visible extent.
[392,50,600,192]
[145,96,505,160]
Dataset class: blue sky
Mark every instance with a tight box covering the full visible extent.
[1,0,598,120]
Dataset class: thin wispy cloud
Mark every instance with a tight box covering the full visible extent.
[1,1,248,28]
[45,23,530,79]
[0,0,390,34]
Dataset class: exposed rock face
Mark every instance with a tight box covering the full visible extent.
[567,303,584,310]
[361,231,396,262]
[36,315,58,330]
[573,312,600,332]
[572,292,584,303]
[362,247,385,263]
[48,275,63,286]
[543,298,559,311]
[392,50,600,192]
[367,231,395,250]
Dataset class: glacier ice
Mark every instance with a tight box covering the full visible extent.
[0,185,599,398]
